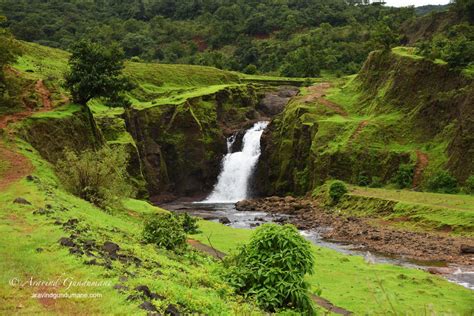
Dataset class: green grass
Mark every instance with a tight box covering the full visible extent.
[0,142,261,315]
[392,47,424,60]
[195,221,474,315]
[352,187,474,212]
[0,157,10,177]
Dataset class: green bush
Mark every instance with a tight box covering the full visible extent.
[393,164,414,189]
[427,171,459,194]
[180,213,200,234]
[464,176,474,195]
[142,213,187,250]
[369,176,383,188]
[357,173,370,187]
[224,224,315,314]
[56,146,135,210]
[329,180,348,203]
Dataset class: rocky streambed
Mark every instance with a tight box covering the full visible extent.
[162,196,474,290]
[236,196,474,289]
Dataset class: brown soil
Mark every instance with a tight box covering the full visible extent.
[187,239,226,259]
[303,83,348,117]
[0,79,53,129]
[236,197,474,266]
[0,143,34,191]
[349,120,369,145]
[413,150,429,189]
[35,79,52,110]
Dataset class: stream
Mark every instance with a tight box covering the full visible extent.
[163,201,474,291]
[163,121,473,290]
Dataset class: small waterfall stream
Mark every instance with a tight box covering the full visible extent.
[204,121,268,203]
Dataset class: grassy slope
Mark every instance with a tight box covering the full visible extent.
[195,221,474,315]
[0,141,260,315]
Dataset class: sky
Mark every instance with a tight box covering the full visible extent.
[384,0,451,6]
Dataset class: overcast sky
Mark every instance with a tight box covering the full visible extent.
[384,0,451,6]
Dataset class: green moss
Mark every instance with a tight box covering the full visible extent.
[0,142,261,315]
[195,221,474,315]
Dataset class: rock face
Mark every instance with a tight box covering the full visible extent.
[125,85,270,198]
[254,51,474,196]
[258,86,299,116]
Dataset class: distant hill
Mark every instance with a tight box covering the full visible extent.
[415,4,450,16]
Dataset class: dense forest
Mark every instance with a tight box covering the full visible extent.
[1,0,417,76]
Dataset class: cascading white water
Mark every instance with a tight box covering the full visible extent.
[204,121,269,203]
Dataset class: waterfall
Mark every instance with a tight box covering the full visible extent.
[204,121,269,203]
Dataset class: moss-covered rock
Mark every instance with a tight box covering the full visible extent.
[125,85,265,198]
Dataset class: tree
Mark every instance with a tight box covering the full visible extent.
[0,16,21,73]
[0,16,22,106]
[65,40,134,106]
[371,21,399,51]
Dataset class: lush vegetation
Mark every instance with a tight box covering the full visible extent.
[0,0,414,76]
[416,22,474,69]
[0,16,22,110]
[56,146,135,210]
[142,213,187,250]
[328,180,348,204]
[65,40,134,106]
[224,224,315,313]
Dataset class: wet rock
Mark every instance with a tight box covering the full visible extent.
[58,237,75,248]
[258,86,298,116]
[139,301,158,312]
[69,246,84,255]
[250,223,260,228]
[219,217,231,224]
[460,244,474,254]
[165,304,180,316]
[135,285,152,298]
[150,292,165,301]
[83,239,96,250]
[113,284,128,291]
[13,197,31,205]
[102,241,120,258]
[63,218,79,229]
[85,259,98,265]
[33,208,52,215]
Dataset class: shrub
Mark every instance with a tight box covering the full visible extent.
[142,213,187,250]
[224,224,315,314]
[464,176,474,195]
[427,171,459,194]
[180,213,200,234]
[369,176,383,188]
[393,164,414,189]
[357,173,370,187]
[329,180,348,203]
[56,146,135,210]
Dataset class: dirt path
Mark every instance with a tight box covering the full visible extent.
[0,80,54,189]
[187,239,226,259]
[0,143,34,191]
[0,79,53,129]
[348,120,369,147]
[187,239,353,314]
[35,79,52,110]
[303,83,348,117]
[413,151,429,189]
